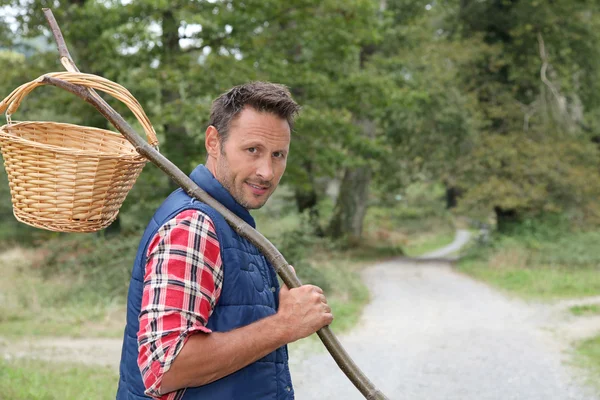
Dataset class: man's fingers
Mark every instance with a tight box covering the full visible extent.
[309,285,324,294]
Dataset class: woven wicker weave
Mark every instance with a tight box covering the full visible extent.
[0,72,158,232]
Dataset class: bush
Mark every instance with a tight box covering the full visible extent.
[36,233,141,302]
[462,214,600,270]
[271,214,332,293]
[0,217,53,249]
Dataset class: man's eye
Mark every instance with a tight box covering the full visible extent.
[248,147,257,154]
[273,152,284,158]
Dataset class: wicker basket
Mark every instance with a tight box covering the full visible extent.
[0,72,159,232]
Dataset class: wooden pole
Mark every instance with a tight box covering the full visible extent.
[42,8,389,400]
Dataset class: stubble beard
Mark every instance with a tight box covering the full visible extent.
[216,154,268,210]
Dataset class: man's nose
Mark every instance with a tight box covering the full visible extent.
[256,157,274,182]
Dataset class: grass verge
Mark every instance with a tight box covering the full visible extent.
[0,236,136,339]
[570,305,600,317]
[575,335,600,390]
[457,221,600,300]
[0,358,118,399]
[403,231,455,257]
[305,246,372,333]
[459,218,600,388]
[459,261,600,300]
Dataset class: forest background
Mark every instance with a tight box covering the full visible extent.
[1,1,600,398]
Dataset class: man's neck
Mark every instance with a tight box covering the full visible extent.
[205,158,218,178]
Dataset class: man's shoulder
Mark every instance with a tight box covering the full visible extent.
[148,208,222,254]
[168,208,217,229]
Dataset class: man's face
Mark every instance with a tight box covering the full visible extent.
[209,107,291,210]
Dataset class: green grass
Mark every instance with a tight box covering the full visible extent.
[287,243,373,353]
[0,358,118,399]
[570,304,600,316]
[404,231,455,257]
[458,219,600,300]
[0,302,125,339]
[457,218,600,390]
[0,238,132,339]
[310,250,371,333]
[361,199,457,259]
[575,335,600,389]
[459,261,600,300]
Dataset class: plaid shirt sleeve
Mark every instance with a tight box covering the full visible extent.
[137,209,223,400]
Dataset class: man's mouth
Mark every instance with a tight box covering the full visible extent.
[246,182,270,195]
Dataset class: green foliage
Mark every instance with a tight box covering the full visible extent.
[444,0,600,221]
[325,265,369,333]
[0,358,117,400]
[456,132,600,220]
[404,232,455,258]
[37,233,139,299]
[570,305,600,317]
[0,234,138,338]
[533,230,600,267]
[271,214,332,293]
[470,216,600,267]
[459,216,600,299]
[460,261,600,300]
[2,0,599,238]
[575,335,600,388]
[366,182,454,231]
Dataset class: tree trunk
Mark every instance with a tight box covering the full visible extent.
[295,186,324,236]
[294,161,325,235]
[295,161,319,213]
[295,187,317,213]
[327,166,372,241]
[160,10,193,187]
[327,119,375,241]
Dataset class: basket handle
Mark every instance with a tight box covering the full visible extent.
[0,72,159,148]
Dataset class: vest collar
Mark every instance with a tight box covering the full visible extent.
[189,164,256,229]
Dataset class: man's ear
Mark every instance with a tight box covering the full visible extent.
[205,125,220,158]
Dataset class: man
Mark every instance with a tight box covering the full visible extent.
[116,82,333,400]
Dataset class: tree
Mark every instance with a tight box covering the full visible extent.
[446,0,600,227]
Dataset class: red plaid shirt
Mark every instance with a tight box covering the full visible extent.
[137,209,223,399]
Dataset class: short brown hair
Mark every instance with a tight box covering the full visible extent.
[209,82,300,142]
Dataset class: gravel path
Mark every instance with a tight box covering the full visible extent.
[288,231,599,400]
[417,229,471,260]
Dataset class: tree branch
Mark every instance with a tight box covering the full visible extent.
[537,32,566,113]
[43,8,78,73]
[43,8,113,118]
[517,99,537,132]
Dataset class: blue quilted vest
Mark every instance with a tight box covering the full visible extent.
[116,165,294,400]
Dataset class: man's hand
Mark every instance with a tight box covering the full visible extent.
[277,283,334,342]
[160,266,333,394]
